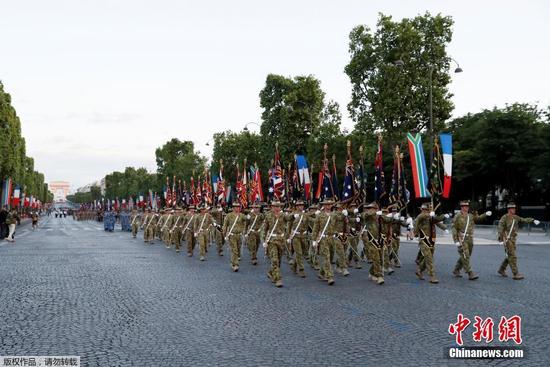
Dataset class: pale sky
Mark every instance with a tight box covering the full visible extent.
[1,0,549,190]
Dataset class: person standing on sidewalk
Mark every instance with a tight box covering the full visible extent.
[5,208,20,243]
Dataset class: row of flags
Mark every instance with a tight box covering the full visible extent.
[82,132,452,211]
[0,178,43,209]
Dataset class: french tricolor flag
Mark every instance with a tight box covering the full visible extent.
[440,133,453,198]
[296,155,311,200]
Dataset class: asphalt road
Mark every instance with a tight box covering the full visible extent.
[1,216,548,366]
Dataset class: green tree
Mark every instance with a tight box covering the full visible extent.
[259,74,325,163]
[211,130,264,184]
[155,138,206,184]
[450,103,548,205]
[346,13,455,141]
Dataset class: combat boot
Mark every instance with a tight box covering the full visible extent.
[298,270,306,278]
[376,277,384,285]
[354,263,362,269]
[429,276,439,284]
[498,269,508,277]
[468,271,479,280]
[199,256,205,261]
[335,267,343,274]
[251,259,258,265]
[275,280,283,288]
[453,269,462,278]
[512,273,524,280]
[327,278,335,285]
[342,269,350,277]
[415,269,425,280]
[386,267,394,275]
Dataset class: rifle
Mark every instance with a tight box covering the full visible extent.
[502,218,515,257]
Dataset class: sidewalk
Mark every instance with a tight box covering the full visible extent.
[401,226,550,246]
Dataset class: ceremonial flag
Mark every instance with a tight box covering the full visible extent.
[430,136,443,201]
[290,158,302,201]
[331,155,340,201]
[11,185,21,207]
[440,133,453,199]
[389,145,410,208]
[165,177,172,207]
[296,155,310,200]
[236,163,248,208]
[249,163,264,203]
[172,176,177,206]
[316,146,334,201]
[1,178,13,208]
[216,161,226,206]
[374,138,386,204]
[356,146,367,205]
[202,171,212,205]
[406,133,429,198]
[341,142,356,204]
[269,144,284,201]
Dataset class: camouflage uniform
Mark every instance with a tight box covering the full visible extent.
[307,206,320,270]
[312,204,336,285]
[170,209,185,252]
[161,213,174,246]
[223,205,247,271]
[498,210,534,279]
[360,206,390,284]
[130,211,140,238]
[211,206,225,255]
[263,203,289,287]
[347,207,362,269]
[332,207,350,276]
[194,209,214,260]
[182,209,197,256]
[143,212,158,243]
[286,206,309,277]
[452,205,489,279]
[414,207,447,283]
[245,207,264,265]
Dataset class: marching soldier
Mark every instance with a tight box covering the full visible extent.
[380,207,395,275]
[262,201,288,287]
[452,200,492,280]
[156,209,166,240]
[333,203,350,277]
[194,205,214,261]
[170,207,185,253]
[143,209,157,244]
[497,203,540,280]
[211,203,225,256]
[360,202,390,285]
[312,199,336,285]
[161,209,174,247]
[286,200,309,277]
[223,202,247,272]
[182,205,197,256]
[347,203,362,269]
[130,208,140,238]
[414,203,449,284]
[245,203,264,265]
[307,204,320,270]
[389,207,411,268]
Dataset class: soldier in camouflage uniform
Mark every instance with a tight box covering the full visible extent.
[307,204,320,270]
[497,203,540,280]
[245,203,264,265]
[263,201,288,287]
[155,209,165,240]
[194,205,214,261]
[223,202,247,272]
[347,203,362,269]
[414,203,449,284]
[130,208,141,238]
[211,204,225,256]
[170,207,185,253]
[312,200,336,285]
[380,207,395,275]
[182,205,197,256]
[333,203,350,277]
[452,200,492,280]
[143,209,157,244]
[389,207,412,268]
[360,202,391,285]
[286,200,309,277]
[161,210,174,247]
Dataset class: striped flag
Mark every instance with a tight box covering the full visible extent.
[440,133,453,199]
[296,155,310,200]
[407,133,430,198]
[1,178,13,208]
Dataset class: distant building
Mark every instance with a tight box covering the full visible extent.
[49,181,71,202]
[76,178,106,195]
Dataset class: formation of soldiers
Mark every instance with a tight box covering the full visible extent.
[118,199,541,288]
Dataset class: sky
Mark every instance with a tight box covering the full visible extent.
[1,0,549,190]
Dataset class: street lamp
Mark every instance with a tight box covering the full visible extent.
[243,122,261,132]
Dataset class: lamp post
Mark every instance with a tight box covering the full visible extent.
[242,122,261,132]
